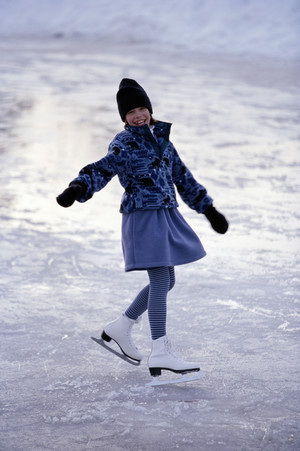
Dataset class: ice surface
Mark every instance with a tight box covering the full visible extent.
[0,2,300,450]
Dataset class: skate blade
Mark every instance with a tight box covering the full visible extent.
[91,337,141,366]
[146,371,202,387]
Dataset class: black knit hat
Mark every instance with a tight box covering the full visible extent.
[116,78,153,122]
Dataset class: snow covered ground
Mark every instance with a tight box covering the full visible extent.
[1,0,300,59]
[1,1,300,450]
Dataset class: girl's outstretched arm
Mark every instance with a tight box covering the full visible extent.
[172,146,229,234]
[56,141,126,207]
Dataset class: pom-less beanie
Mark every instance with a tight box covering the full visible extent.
[117,78,153,121]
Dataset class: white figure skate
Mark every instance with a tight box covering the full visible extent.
[91,314,142,365]
[146,335,202,386]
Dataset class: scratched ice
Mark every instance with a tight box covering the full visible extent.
[0,1,299,450]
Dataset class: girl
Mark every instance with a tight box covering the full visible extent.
[57,78,228,379]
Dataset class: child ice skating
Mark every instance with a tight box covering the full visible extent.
[57,78,229,383]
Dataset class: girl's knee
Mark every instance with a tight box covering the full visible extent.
[147,266,175,292]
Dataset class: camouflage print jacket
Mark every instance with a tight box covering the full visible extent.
[71,121,213,214]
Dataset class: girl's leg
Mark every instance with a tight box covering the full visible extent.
[147,266,200,376]
[125,266,175,323]
[147,266,174,340]
[125,285,149,320]
[168,266,175,291]
[102,267,175,362]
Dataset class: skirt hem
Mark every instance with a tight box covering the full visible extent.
[125,251,206,272]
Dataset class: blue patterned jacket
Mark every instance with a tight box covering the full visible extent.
[72,121,213,214]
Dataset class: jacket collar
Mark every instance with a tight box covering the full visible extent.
[125,121,172,141]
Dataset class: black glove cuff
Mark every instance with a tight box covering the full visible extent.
[203,204,215,219]
[69,182,84,196]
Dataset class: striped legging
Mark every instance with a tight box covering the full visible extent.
[125,266,175,340]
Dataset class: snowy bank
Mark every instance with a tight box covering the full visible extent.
[0,0,300,59]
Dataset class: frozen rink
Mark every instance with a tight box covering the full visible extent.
[0,2,300,448]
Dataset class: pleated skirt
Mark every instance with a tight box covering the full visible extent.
[122,208,206,272]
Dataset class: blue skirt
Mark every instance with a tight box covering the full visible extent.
[122,208,206,271]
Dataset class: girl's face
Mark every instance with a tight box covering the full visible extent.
[125,107,151,127]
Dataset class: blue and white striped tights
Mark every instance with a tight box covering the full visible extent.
[125,266,175,340]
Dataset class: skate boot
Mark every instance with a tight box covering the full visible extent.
[148,335,200,377]
[101,314,143,362]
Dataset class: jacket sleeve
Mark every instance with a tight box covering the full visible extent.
[70,139,127,203]
[172,145,213,213]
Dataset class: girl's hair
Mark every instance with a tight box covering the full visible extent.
[124,115,158,128]
[150,116,158,125]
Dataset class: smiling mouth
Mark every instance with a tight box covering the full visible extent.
[135,120,146,126]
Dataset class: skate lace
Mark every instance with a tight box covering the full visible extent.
[127,322,139,351]
[165,337,176,357]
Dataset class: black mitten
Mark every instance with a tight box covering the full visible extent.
[56,183,83,208]
[204,205,229,234]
